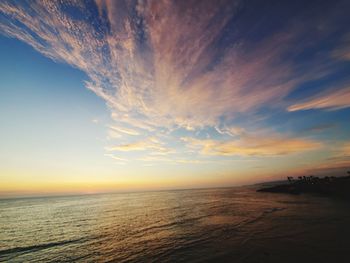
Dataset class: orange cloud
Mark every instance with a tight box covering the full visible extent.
[182,135,322,157]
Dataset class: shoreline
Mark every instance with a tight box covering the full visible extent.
[257,173,350,199]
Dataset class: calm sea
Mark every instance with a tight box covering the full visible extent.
[1,186,350,262]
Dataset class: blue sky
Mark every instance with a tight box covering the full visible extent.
[0,0,350,195]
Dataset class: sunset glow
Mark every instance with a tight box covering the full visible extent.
[1,0,350,196]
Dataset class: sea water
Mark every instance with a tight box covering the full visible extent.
[1,186,350,262]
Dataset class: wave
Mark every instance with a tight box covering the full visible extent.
[0,237,87,259]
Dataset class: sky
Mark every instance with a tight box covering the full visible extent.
[0,0,350,196]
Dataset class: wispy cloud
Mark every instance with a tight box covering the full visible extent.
[288,87,350,111]
[303,141,350,176]
[332,33,350,61]
[104,153,127,162]
[340,142,350,156]
[108,125,140,136]
[104,153,127,165]
[106,141,154,152]
[0,0,348,163]
[1,1,347,126]
[302,123,336,133]
[181,133,322,157]
[105,137,171,154]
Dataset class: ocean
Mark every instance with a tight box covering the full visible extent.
[1,186,350,262]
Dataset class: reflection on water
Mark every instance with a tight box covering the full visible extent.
[1,187,350,262]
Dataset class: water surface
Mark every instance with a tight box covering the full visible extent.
[1,186,350,262]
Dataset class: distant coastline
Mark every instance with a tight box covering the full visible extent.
[257,171,350,199]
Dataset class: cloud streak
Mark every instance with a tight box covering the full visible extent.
[182,134,321,157]
[106,137,172,154]
[108,125,140,136]
[288,87,350,111]
[1,0,349,162]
